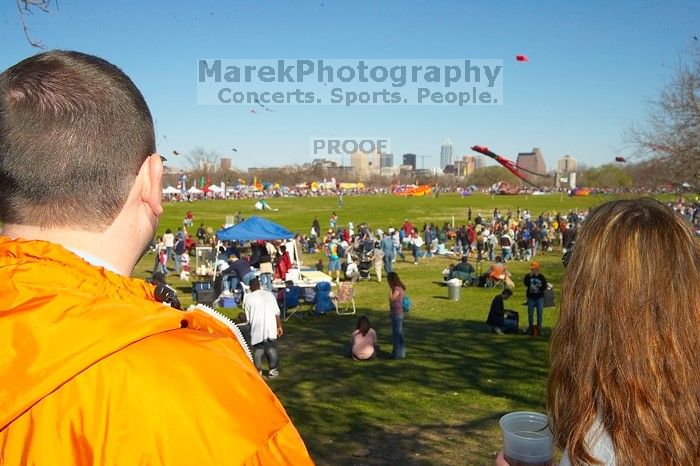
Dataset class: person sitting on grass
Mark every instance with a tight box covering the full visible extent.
[486,288,518,335]
[350,315,378,360]
[345,255,360,282]
[450,256,475,284]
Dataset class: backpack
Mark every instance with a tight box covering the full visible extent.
[402,294,412,313]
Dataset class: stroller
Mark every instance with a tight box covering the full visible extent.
[358,254,372,281]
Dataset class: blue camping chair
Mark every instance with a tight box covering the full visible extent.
[283,285,303,321]
[314,281,334,315]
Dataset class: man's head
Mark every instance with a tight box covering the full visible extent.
[461,256,469,263]
[529,261,540,273]
[0,51,157,230]
[249,277,260,292]
[501,288,513,300]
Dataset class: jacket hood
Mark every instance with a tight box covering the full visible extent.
[0,237,228,431]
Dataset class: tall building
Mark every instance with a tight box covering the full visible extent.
[440,138,454,169]
[453,155,485,176]
[351,150,370,179]
[380,152,394,168]
[220,157,232,171]
[402,153,417,171]
[557,155,577,174]
[516,147,547,176]
[351,150,381,179]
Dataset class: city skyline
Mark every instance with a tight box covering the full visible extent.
[2,1,697,172]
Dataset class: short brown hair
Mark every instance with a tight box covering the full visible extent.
[0,51,155,230]
[548,198,700,465]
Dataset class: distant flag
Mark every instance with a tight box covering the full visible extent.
[200,176,205,188]
[516,54,529,62]
[615,156,627,163]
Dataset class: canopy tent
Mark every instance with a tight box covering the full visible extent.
[217,216,293,241]
[187,186,203,194]
[207,184,224,193]
[162,186,180,194]
[216,216,300,267]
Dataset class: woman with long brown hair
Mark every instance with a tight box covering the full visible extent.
[351,315,378,360]
[548,198,700,464]
[387,271,406,359]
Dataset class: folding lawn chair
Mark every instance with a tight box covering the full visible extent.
[333,281,356,315]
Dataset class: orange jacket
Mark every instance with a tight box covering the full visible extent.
[0,237,313,465]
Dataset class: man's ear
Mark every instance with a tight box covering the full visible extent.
[140,153,164,217]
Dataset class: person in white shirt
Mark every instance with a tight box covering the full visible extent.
[162,228,175,268]
[345,255,360,282]
[244,277,284,378]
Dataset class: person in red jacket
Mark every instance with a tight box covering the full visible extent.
[275,244,293,279]
[0,51,311,465]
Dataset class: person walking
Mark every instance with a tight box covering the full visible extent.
[380,233,395,273]
[370,241,385,282]
[244,278,284,378]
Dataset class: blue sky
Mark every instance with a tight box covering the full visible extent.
[1,0,697,171]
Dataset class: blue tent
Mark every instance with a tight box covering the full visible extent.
[216,216,293,242]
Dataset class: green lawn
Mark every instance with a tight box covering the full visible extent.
[132,192,672,465]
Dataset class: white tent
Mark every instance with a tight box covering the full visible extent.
[187,186,203,194]
[162,186,180,194]
[207,184,223,193]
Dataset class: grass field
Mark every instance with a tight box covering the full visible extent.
[132,192,672,465]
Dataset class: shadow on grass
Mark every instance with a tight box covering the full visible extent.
[271,310,551,465]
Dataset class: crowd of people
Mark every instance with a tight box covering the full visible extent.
[2,51,700,465]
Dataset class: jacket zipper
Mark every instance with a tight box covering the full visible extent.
[191,304,254,363]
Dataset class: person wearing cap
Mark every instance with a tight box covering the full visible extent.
[524,261,548,336]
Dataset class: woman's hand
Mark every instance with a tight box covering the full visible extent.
[495,450,510,466]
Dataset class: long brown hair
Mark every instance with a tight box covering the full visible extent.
[547,198,700,465]
[356,315,372,336]
[386,271,405,290]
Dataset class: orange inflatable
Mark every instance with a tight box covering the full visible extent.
[393,185,432,197]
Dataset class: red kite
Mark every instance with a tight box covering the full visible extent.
[471,145,547,187]
[516,54,529,62]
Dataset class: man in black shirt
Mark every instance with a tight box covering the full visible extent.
[486,289,517,334]
[524,261,548,336]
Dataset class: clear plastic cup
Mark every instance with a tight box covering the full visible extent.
[499,411,553,466]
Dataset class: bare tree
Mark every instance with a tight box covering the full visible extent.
[626,42,700,188]
[16,0,57,48]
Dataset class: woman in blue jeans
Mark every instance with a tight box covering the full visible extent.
[387,272,406,359]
